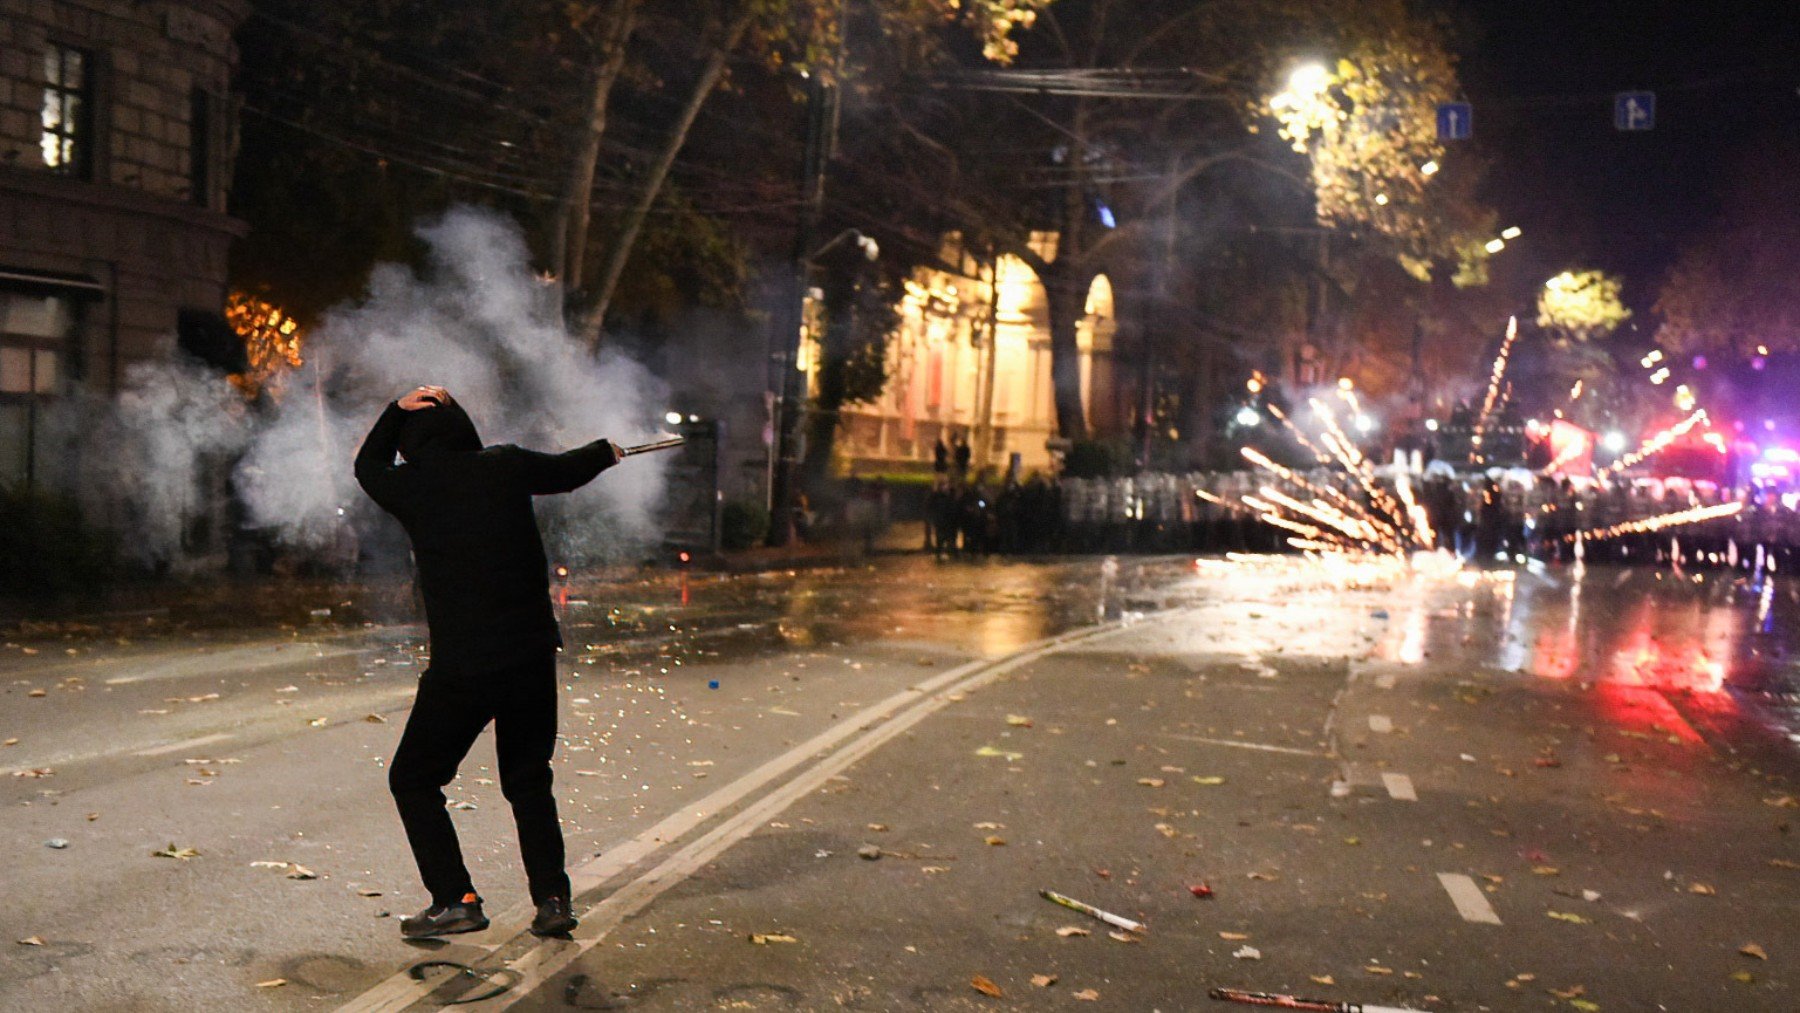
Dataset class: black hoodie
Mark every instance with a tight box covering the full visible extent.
[354,401,619,674]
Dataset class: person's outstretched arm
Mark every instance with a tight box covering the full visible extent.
[509,439,623,495]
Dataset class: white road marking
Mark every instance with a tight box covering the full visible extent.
[1437,872,1503,924]
[1374,672,1397,689]
[133,732,233,757]
[1369,714,1393,733]
[335,615,1159,1013]
[1382,771,1418,801]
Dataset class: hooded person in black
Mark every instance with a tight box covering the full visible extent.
[355,385,621,939]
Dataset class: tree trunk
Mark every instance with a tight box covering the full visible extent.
[549,0,641,316]
[1045,259,1089,442]
[579,5,756,346]
[799,263,858,494]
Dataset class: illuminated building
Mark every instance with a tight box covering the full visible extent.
[814,232,1115,475]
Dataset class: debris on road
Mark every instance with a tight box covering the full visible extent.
[1054,926,1090,938]
[1232,946,1262,960]
[975,745,1023,761]
[43,839,68,849]
[256,978,288,988]
[857,844,882,860]
[1739,943,1767,960]
[1030,973,1057,987]
[1072,988,1100,1000]
[1041,889,1145,933]
[152,844,199,860]
[1189,882,1214,898]
[1210,986,1429,1012]
[748,932,797,944]
[970,975,1003,997]
[16,937,44,946]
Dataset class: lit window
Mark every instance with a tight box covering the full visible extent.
[41,45,92,177]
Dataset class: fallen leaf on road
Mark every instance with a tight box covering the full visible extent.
[1546,911,1590,924]
[973,821,1005,829]
[256,979,287,988]
[1365,965,1394,975]
[27,689,46,698]
[1310,975,1335,986]
[1031,974,1057,987]
[974,746,1022,761]
[1218,932,1249,940]
[250,861,286,869]
[17,936,44,946]
[1191,775,1225,785]
[1549,985,1584,1000]
[363,714,387,723]
[1232,946,1262,960]
[1108,931,1138,944]
[1740,944,1768,960]
[1247,871,1278,881]
[3,738,17,746]
[12,768,53,778]
[450,801,477,811]
[1072,988,1099,1001]
[749,933,797,945]
[1189,882,1213,898]
[866,823,888,832]
[1769,858,1800,870]
[1344,837,1362,846]
[1137,778,1165,788]
[970,975,1003,997]
[1006,715,1033,727]
[357,888,383,897]
[1055,926,1090,938]
[1730,970,1754,983]
[921,866,949,874]
[1762,795,1798,808]
[1154,823,1179,839]
[1532,866,1561,876]
[152,844,199,860]
[1568,1000,1600,1012]
[185,779,211,787]
[984,836,1006,846]
[286,864,316,880]
[1688,883,1715,895]
[307,718,328,728]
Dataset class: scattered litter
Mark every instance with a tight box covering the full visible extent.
[44,839,68,849]
[1687,882,1715,895]
[17,936,44,946]
[1210,986,1431,1012]
[27,689,46,698]
[1740,943,1768,960]
[1137,778,1166,788]
[256,978,288,988]
[1192,775,1225,786]
[276,686,299,694]
[1247,870,1279,881]
[1546,911,1590,924]
[857,844,882,860]
[1581,889,1601,903]
[1769,858,1800,870]
[1309,975,1336,986]
[1232,946,1262,960]
[707,680,719,690]
[1006,714,1033,727]
[1041,890,1143,933]
[1054,926,1090,938]
[1073,988,1100,1001]
[1364,965,1393,975]
[1219,932,1249,941]
[1730,970,1755,983]
[748,933,796,945]
[814,849,832,859]
[12,768,53,779]
[866,822,888,832]
[970,975,1003,998]
[1190,882,1214,898]
[1762,795,1798,808]
[450,800,477,811]
[3,738,17,746]
[308,718,328,728]
[152,844,199,860]
[357,888,383,897]
[1031,974,1057,987]
[984,836,1006,847]
[286,864,317,880]
[975,746,1023,761]
[1460,754,1477,763]
[364,714,387,723]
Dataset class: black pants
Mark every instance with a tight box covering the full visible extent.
[388,652,570,907]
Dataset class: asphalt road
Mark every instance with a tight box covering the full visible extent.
[4,555,1798,1011]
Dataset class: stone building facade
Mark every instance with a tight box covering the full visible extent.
[0,0,248,489]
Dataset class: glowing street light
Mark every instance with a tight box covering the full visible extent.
[1286,61,1331,98]
[1236,406,1261,427]
[1602,431,1627,453]
[1501,226,1522,240]
[1354,414,1375,434]
[1419,160,1440,176]
[1484,238,1506,253]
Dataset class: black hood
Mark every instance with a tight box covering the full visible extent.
[397,402,482,462]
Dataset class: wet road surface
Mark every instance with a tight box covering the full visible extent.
[2,555,1797,1011]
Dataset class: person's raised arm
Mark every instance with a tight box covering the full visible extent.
[354,401,412,511]
[507,439,623,496]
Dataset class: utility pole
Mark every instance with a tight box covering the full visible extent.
[767,68,840,546]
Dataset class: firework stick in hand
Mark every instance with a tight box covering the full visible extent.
[620,436,686,457]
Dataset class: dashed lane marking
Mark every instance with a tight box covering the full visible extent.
[133,732,233,757]
[1437,872,1503,924]
[1382,771,1418,801]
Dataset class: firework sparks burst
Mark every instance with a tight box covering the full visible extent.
[1470,315,1519,464]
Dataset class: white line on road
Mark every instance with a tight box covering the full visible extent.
[1437,872,1503,924]
[1382,771,1418,801]
[1369,714,1393,733]
[133,732,233,757]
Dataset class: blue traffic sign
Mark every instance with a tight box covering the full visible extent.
[1436,102,1472,141]
[1615,91,1655,131]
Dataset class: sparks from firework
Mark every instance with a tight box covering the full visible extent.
[1308,399,1414,544]
[1537,439,1586,476]
[1601,410,1707,477]
[1567,501,1742,543]
[225,292,305,400]
[1469,315,1519,464]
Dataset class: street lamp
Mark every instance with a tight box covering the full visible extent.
[1236,406,1260,427]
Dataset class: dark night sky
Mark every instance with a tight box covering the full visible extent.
[1456,0,1800,309]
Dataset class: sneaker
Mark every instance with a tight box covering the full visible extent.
[529,895,578,937]
[401,893,488,938]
